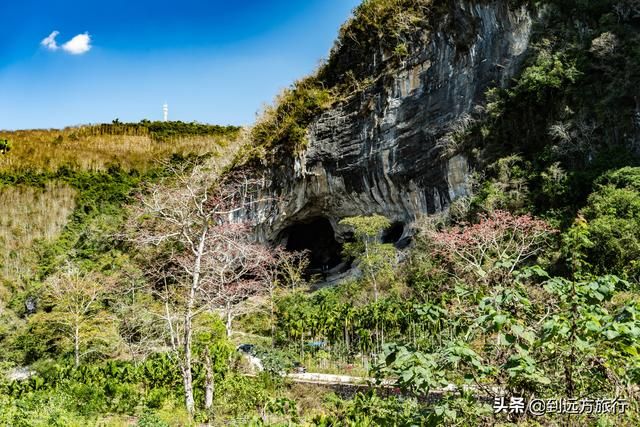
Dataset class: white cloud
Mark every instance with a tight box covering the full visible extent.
[41,31,60,51]
[41,31,92,55]
[62,33,92,55]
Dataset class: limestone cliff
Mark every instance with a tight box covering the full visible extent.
[240,0,534,270]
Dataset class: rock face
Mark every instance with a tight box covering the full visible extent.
[246,1,533,256]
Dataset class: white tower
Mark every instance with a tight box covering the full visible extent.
[162,103,168,122]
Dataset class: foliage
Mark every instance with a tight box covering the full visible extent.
[0,353,275,425]
[40,265,116,367]
[318,0,432,88]
[374,343,448,395]
[275,285,456,358]
[512,49,581,100]
[370,269,640,423]
[540,274,639,396]
[88,120,241,142]
[311,392,426,426]
[567,167,640,280]
[469,0,640,229]
[340,215,397,301]
[471,155,532,213]
[596,166,640,190]
[253,346,295,375]
[237,78,333,166]
[427,210,555,284]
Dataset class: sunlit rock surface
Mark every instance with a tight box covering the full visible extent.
[245,1,533,247]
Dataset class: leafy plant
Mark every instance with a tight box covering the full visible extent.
[340,215,397,302]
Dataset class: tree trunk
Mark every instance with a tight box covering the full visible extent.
[74,323,80,368]
[365,240,378,302]
[182,311,195,416]
[270,288,275,347]
[182,226,207,416]
[344,320,350,354]
[204,347,214,411]
[225,302,233,338]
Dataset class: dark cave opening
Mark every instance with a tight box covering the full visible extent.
[281,217,345,274]
[382,221,404,244]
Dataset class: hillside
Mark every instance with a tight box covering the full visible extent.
[1,1,640,426]
[0,122,240,327]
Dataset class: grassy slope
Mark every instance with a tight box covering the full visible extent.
[0,123,243,326]
[0,123,240,172]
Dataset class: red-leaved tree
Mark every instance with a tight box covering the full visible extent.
[427,210,555,284]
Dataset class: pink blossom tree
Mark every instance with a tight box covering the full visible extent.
[427,210,555,284]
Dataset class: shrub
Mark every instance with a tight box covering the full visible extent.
[570,167,640,279]
[513,49,581,101]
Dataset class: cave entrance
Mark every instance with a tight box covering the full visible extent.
[382,222,404,244]
[282,217,344,275]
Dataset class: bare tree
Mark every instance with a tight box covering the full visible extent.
[196,225,275,338]
[129,159,276,416]
[43,264,115,367]
[241,246,309,344]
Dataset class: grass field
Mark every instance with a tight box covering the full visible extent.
[0,124,241,172]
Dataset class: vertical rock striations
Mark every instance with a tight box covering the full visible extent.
[246,1,533,246]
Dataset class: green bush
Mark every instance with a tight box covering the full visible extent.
[137,410,170,427]
[571,167,640,279]
[512,49,581,100]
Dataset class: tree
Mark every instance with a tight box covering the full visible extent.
[569,167,640,281]
[130,159,276,416]
[340,215,396,302]
[42,264,115,367]
[199,225,275,339]
[540,274,638,398]
[262,246,309,343]
[427,210,555,285]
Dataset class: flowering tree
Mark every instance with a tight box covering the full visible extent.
[130,160,276,416]
[428,210,555,284]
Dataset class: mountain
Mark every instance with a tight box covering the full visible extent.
[231,0,640,278]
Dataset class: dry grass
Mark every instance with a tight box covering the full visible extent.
[0,126,240,172]
[0,127,248,288]
[0,183,76,285]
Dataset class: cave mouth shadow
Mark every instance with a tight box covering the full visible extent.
[279,217,349,276]
[383,221,404,244]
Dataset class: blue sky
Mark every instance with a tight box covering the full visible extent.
[0,0,360,130]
